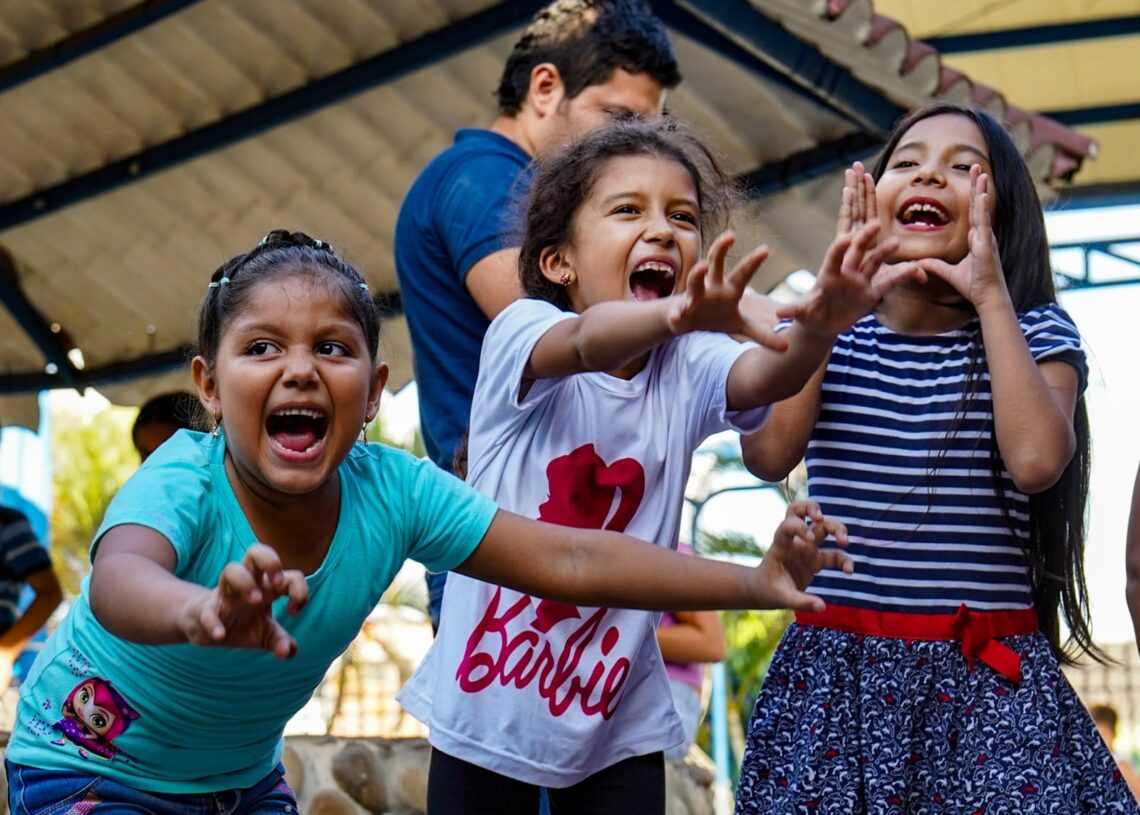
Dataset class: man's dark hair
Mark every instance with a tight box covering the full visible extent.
[495,0,680,116]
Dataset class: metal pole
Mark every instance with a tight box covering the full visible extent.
[687,481,784,815]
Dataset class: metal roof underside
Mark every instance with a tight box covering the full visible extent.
[0,0,1105,429]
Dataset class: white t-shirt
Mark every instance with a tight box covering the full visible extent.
[399,298,770,787]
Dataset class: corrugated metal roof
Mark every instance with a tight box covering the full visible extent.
[0,0,1103,428]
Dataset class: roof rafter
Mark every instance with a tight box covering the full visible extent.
[0,0,540,233]
[669,0,904,137]
[925,15,1140,53]
[0,0,201,94]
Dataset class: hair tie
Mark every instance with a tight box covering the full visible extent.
[208,277,231,289]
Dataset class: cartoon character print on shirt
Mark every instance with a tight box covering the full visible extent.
[458,443,645,718]
[51,677,140,761]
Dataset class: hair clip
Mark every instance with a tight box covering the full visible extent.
[314,239,327,251]
[208,277,231,289]
[358,282,369,292]
[260,234,270,246]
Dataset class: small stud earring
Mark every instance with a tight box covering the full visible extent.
[559,272,572,287]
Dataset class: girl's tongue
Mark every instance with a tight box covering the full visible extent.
[267,412,327,453]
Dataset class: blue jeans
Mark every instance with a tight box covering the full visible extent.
[7,761,296,815]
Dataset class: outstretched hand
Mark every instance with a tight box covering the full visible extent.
[750,500,853,613]
[179,544,309,659]
[668,232,786,350]
[776,161,923,335]
[916,166,1008,309]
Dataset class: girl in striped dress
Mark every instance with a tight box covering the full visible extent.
[735,102,1138,813]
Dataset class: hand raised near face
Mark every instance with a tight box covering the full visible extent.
[916,166,1009,310]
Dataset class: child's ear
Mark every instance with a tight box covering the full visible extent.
[538,245,574,287]
[191,356,221,422]
[365,361,389,424]
[527,62,565,119]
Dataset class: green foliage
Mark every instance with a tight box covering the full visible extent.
[50,401,139,595]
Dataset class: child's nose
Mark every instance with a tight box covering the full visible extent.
[283,352,319,386]
[644,212,676,244]
[911,162,946,186]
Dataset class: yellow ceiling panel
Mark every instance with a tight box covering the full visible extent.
[943,37,1140,112]
[1068,121,1140,185]
[873,0,1140,38]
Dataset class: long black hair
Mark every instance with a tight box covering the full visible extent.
[872,103,1097,664]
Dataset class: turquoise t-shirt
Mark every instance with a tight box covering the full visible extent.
[7,430,496,793]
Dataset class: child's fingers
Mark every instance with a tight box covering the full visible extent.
[786,499,824,523]
[837,168,855,235]
[842,222,881,273]
[784,588,827,614]
[671,264,707,327]
[266,622,299,661]
[727,244,770,291]
[219,562,260,605]
[195,604,226,643]
[862,169,877,226]
[916,257,956,283]
[819,233,854,279]
[856,236,898,279]
[851,161,865,226]
[281,570,310,615]
[705,231,735,286]
[818,549,855,575]
[812,516,849,547]
[870,262,925,298]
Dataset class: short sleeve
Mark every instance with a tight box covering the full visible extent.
[92,430,211,567]
[676,332,771,441]
[0,509,51,579]
[401,455,499,573]
[436,155,529,281]
[477,298,577,413]
[1021,303,1088,393]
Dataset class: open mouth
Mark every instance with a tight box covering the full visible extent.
[629,260,677,301]
[266,407,328,456]
[897,199,950,228]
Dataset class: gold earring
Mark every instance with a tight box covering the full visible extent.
[211,413,222,439]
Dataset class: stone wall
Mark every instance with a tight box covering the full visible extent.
[0,736,716,814]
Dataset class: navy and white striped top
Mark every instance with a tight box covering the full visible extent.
[806,304,1086,615]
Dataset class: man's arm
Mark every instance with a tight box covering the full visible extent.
[465,248,522,320]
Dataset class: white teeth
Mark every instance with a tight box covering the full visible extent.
[271,408,324,419]
[902,203,948,223]
[634,261,674,275]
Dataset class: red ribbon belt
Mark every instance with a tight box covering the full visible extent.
[795,603,1038,684]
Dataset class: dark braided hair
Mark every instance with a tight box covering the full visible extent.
[196,230,380,366]
[519,116,736,311]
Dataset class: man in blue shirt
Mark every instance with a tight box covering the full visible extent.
[395,0,680,629]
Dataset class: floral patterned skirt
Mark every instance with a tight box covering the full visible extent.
[736,623,1139,815]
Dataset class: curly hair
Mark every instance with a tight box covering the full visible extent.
[495,0,679,116]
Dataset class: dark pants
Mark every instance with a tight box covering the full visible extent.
[427,747,665,815]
